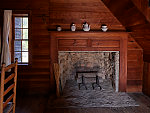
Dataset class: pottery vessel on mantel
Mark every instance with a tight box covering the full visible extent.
[57,25,62,31]
[101,24,108,32]
[71,23,76,31]
[83,22,90,31]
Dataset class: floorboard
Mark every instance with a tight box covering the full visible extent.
[15,93,150,113]
[16,95,48,113]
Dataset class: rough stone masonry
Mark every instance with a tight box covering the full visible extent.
[58,51,119,91]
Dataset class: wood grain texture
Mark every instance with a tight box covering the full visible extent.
[15,93,150,113]
[0,59,18,113]
[102,0,150,95]
[53,63,61,97]
[0,1,51,95]
[127,37,143,92]
[48,0,125,31]
[143,62,150,96]
[102,0,150,63]
[131,0,150,22]
[0,0,146,95]
[0,10,3,52]
[0,0,125,95]
[91,40,119,48]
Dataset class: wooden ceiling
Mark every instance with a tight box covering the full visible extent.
[103,0,150,62]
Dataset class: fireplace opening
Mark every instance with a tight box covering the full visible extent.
[58,51,119,93]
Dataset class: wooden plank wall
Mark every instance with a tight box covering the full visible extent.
[131,0,150,22]
[129,0,150,64]
[48,0,125,31]
[126,0,150,95]
[0,10,3,56]
[143,62,150,96]
[0,10,3,47]
[136,0,150,94]
[0,0,51,95]
[17,0,51,95]
[127,36,143,92]
[0,0,126,95]
[0,0,144,94]
[102,0,150,96]
[102,0,150,62]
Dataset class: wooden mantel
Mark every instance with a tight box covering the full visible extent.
[50,31,128,92]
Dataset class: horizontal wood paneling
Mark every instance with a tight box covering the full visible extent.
[0,0,145,95]
[102,0,149,93]
[0,10,3,54]
[56,32,125,51]
[91,40,119,48]
[58,39,88,47]
[48,0,125,31]
[0,0,51,95]
[131,0,150,22]
[102,0,149,62]
[58,47,120,51]
[127,37,143,92]
[143,62,150,96]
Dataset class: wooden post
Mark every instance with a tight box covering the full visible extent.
[119,36,127,92]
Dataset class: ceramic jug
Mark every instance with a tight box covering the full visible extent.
[57,26,62,31]
[71,23,76,31]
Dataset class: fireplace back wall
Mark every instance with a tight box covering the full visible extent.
[58,51,119,91]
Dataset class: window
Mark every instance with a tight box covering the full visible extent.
[13,15,29,64]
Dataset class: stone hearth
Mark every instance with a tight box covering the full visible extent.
[58,51,119,92]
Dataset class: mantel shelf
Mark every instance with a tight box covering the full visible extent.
[48,30,127,33]
[49,30,128,38]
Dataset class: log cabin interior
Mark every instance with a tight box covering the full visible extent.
[0,0,150,113]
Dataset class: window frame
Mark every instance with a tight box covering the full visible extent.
[12,11,32,65]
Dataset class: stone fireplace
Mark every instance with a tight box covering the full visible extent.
[50,32,128,92]
[58,51,119,92]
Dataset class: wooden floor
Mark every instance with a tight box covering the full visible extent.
[16,95,48,113]
[15,93,150,113]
